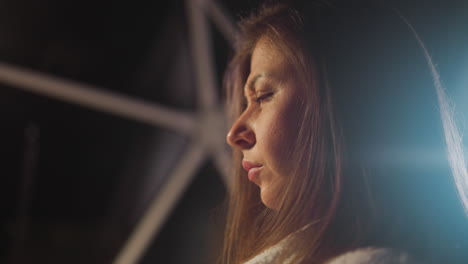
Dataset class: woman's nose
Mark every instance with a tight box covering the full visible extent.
[226,118,256,150]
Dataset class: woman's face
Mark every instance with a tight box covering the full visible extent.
[227,37,305,209]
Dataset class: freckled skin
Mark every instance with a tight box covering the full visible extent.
[227,37,305,209]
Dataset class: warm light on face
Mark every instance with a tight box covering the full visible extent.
[226,37,305,209]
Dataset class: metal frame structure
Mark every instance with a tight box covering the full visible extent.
[0,0,236,263]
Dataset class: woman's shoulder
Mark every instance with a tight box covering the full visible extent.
[243,245,420,264]
[325,247,420,264]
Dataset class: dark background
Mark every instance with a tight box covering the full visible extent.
[0,0,467,263]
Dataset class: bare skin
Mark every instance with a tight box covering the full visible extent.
[227,37,305,209]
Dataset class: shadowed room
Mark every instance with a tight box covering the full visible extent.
[0,0,468,263]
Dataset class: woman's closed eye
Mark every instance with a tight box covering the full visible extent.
[255,92,274,103]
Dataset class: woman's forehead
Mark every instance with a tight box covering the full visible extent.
[248,38,289,83]
[250,37,286,70]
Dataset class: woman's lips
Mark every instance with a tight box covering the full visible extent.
[247,166,263,182]
[242,160,263,182]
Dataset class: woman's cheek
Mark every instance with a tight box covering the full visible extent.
[268,120,292,168]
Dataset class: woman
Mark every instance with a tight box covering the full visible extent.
[222,1,468,263]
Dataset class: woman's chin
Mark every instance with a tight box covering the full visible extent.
[260,187,279,210]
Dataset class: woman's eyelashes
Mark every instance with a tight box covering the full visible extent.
[255,92,274,103]
[241,90,274,110]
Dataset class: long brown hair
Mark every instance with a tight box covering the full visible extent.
[221,1,468,264]
[221,3,369,263]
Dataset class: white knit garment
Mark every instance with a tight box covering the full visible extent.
[243,240,417,264]
[243,234,294,264]
[326,247,417,264]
